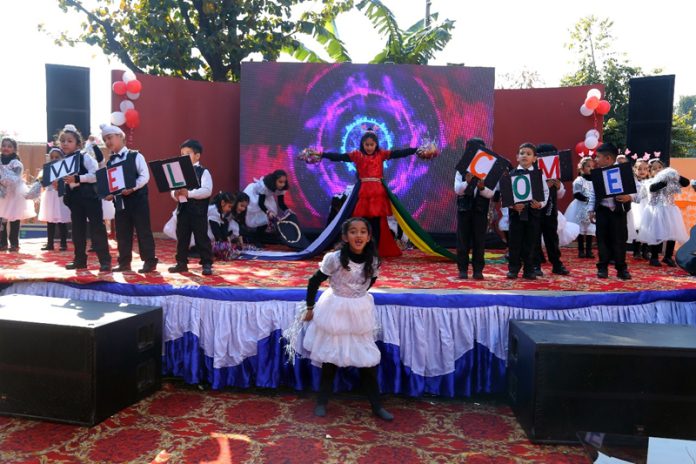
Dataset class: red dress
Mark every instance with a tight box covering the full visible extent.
[348,149,392,218]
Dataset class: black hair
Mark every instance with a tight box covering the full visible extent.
[263,169,289,191]
[518,142,537,154]
[212,191,234,216]
[1,137,18,152]
[338,217,380,282]
[359,132,380,155]
[180,139,203,154]
[596,142,619,158]
[231,191,250,222]
[57,126,83,150]
[467,137,486,148]
[536,143,557,155]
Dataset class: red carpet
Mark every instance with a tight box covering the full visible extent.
[0,238,691,292]
[0,381,587,463]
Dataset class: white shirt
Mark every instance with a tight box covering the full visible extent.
[170,162,212,202]
[67,151,97,189]
[454,171,494,199]
[108,147,150,191]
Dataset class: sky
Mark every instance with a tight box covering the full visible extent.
[2,0,694,142]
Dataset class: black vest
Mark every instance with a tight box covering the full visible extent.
[66,152,98,199]
[177,164,209,215]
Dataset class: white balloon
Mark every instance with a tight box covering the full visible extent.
[585,129,600,140]
[586,88,602,99]
[585,136,599,150]
[110,111,126,126]
[122,70,136,83]
[119,100,135,113]
[126,91,140,100]
[580,104,594,117]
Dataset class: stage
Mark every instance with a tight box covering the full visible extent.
[1,237,695,397]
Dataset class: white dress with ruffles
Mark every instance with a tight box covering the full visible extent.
[0,159,36,221]
[38,184,71,223]
[302,250,381,368]
[564,176,595,235]
[637,168,689,245]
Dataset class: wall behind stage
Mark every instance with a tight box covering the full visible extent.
[493,85,604,212]
[110,71,240,231]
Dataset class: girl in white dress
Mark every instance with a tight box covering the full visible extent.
[637,159,690,267]
[0,137,37,251]
[630,159,650,259]
[242,170,289,244]
[564,156,596,258]
[287,217,393,421]
[38,148,72,251]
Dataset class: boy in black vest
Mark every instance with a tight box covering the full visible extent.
[168,139,213,276]
[102,124,158,273]
[589,143,633,280]
[454,138,494,280]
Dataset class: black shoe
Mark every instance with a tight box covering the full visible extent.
[111,264,132,272]
[99,263,112,273]
[552,266,570,276]
[597,269,608,278]
[138,260,158,273]
[649,258,661,267]
[41,244,54,251]
[0,245,7,251]
[202,265,213,276]
[88,247,95,252]
[662,257,677,267]
[372,407,394,421]
[522,272,537,280]
[617,270,632,280]
[506,271,518,279]
[168,263,189,273]
[458,271,468,279]
[585,251,595,259]
[65,261,87,270]
[314,404,326,417]
[578,250,585,259]
[59,244,68,251]
[641,249,650,260]
[472,272,484,280]
[533,267,543,277]
[8,246,19,252]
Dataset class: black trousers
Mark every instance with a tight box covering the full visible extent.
[46,222,68,247]
[595,205,628,272]
[115,196,157,266]
[456,209,487,274]
[508,210,541,275]
[317,363,382,409]
[367,217,381,249]
[70,197,111,266]
[0,219,20,248]
[175,207,212,266]
[534,213,562,268]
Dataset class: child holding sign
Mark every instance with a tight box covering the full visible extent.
[454,138,495,280]
[588,143,634,280]
[38,147,71,251]
[102,124,158,273]
[506,143,548,280]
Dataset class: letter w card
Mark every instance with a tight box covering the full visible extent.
[96,157,137,197]
[41,153,80,187]
[590,163,636,199]
[148,155,200,192]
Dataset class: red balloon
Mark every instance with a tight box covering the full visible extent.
[126,79,142,94]
[585,96,599,110]
[124,109,140,129]
[112,81,127,96]
[596,100,611,115]
[575,141,587,156]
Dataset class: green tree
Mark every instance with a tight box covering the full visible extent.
[52,0,352,82]
[671,113,696,157]
[676,95,696,127]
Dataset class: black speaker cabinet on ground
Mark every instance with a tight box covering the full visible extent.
[0,294,162,426]
[507,320,696,443]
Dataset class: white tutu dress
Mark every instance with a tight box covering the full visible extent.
[38,184,71,223]
[0,158,37,221]
[556,211,580,246]
[637,168,689,245]
[301,250,381,368]
[243,177,286,228]
[626,178,645,243]
[564,175,595,235]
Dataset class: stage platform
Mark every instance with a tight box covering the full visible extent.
[1,238,695,398]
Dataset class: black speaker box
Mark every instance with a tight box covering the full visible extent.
[507,320,696,443]
[0,294,162,426]
[626,75,675,164]
[45,64,91,141]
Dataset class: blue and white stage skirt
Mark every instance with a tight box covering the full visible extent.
[2,281,695,397]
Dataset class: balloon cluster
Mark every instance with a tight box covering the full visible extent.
[111,70,142,129]
[575,88,611,157]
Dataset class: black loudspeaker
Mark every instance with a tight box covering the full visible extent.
[507,320,696,443]
[0,294,162,426]
[626,75,675,164]
[45,64,91,142]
